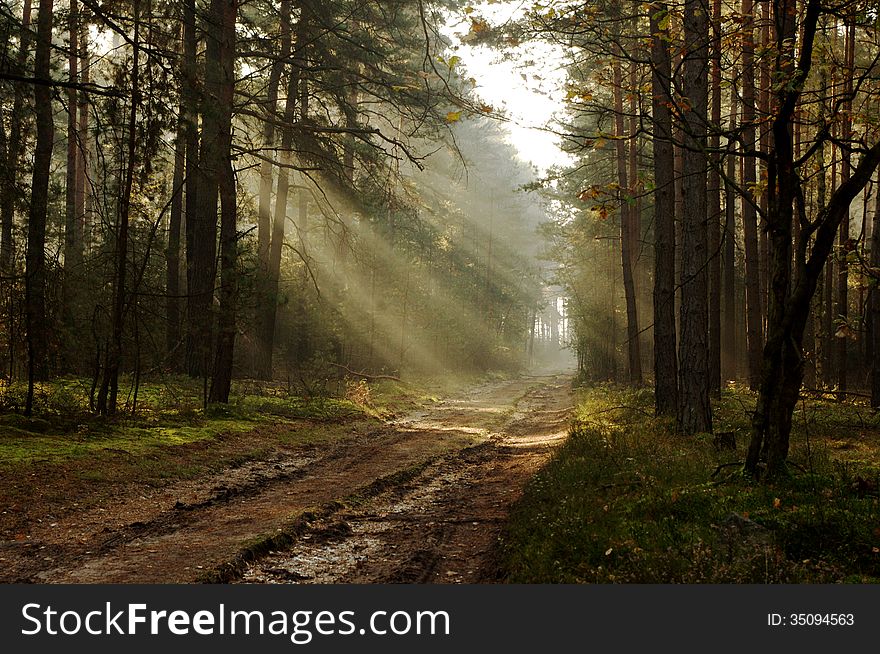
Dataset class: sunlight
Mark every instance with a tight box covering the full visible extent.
[440,5,573,174]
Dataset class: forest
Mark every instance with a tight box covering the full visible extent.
[1,0,879,584]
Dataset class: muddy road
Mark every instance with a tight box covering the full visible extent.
[3,374,573,583]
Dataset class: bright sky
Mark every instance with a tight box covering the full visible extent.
[441,2,573,174]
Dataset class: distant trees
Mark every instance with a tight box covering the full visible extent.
[514,0,880,473]
[0,0,545,415]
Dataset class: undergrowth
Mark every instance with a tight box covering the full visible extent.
[501,383,880,583]
[0,375,391,470]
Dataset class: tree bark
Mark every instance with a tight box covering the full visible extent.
[677,0,712,434]
[208,0,238,403]
[722,74,738,382]
[166,98,185,363]
[758,0,772,333]
[62,0,82,369]
[835,20,855,396]
[708,0,722,394]
[254,0,292,379]
[650,2,677,416]
[24,0,55,414]
[740,0,764,389]
[1,0,32,272]
[613,48,641,386]
[76,17,90,253]
[258,5,309,381]
[871,172,880,407]
[97,0,140,415]
[183,0,210,378]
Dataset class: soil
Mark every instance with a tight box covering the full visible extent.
[0,373,572,583]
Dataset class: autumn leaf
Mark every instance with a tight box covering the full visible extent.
[773,497,781,509]
[445,111,462,123]
[470,17,490,33]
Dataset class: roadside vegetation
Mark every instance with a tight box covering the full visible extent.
[501,384,880,583]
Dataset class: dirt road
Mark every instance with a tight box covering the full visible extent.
[5,374,572,583]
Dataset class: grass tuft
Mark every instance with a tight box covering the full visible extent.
[500,383,880,583]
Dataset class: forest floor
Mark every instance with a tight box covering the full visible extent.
[0,372,572,583]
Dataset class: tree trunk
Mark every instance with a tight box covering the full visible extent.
[254,0,292,379]
[76,17,90,253]
[758,0,772,335]
[835,20,855,396]
[744,1,880,478]
[259,5,309,381]
[97,0,140,415]
[650,2,677,416]
[1,0,32,272]
[708,0,722,394]
[613,50,641,386]
[722,73,739,382]
[677,0,712,434]
[166,99,185,363]
[62,0,82,370]
[208,0,238,403]
[871,173,880,407]
[198,0,238,403]
[741,0,764,389]
[24,0,55,414]
[183,0,211,378]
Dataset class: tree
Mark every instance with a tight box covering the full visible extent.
[97,0,141,415]
[677,0,712,434]
[1,0,32,272]
[741,0,764,389]
[24,0,55,414]
[253,0,292,380]
[612,36,642,386]
[207,0,239,403]
[650,1,677,416]
[744,0,880,477]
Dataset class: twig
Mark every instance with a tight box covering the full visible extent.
[800,387,871,400]
[330,363,404,383]
[711,462,744,479]
[596,481,643,491]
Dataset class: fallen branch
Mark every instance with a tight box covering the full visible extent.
[597,481,643,491]
[800,387,871,400]
[711,462,744,479]
[330,363,404,383]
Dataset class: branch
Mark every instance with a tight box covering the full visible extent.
[330,363,404,383]
[0,71,123,97]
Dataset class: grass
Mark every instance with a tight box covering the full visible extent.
[0,375,381,470]
[501,383,880,583]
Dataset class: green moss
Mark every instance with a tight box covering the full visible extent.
[0,417,255,466]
